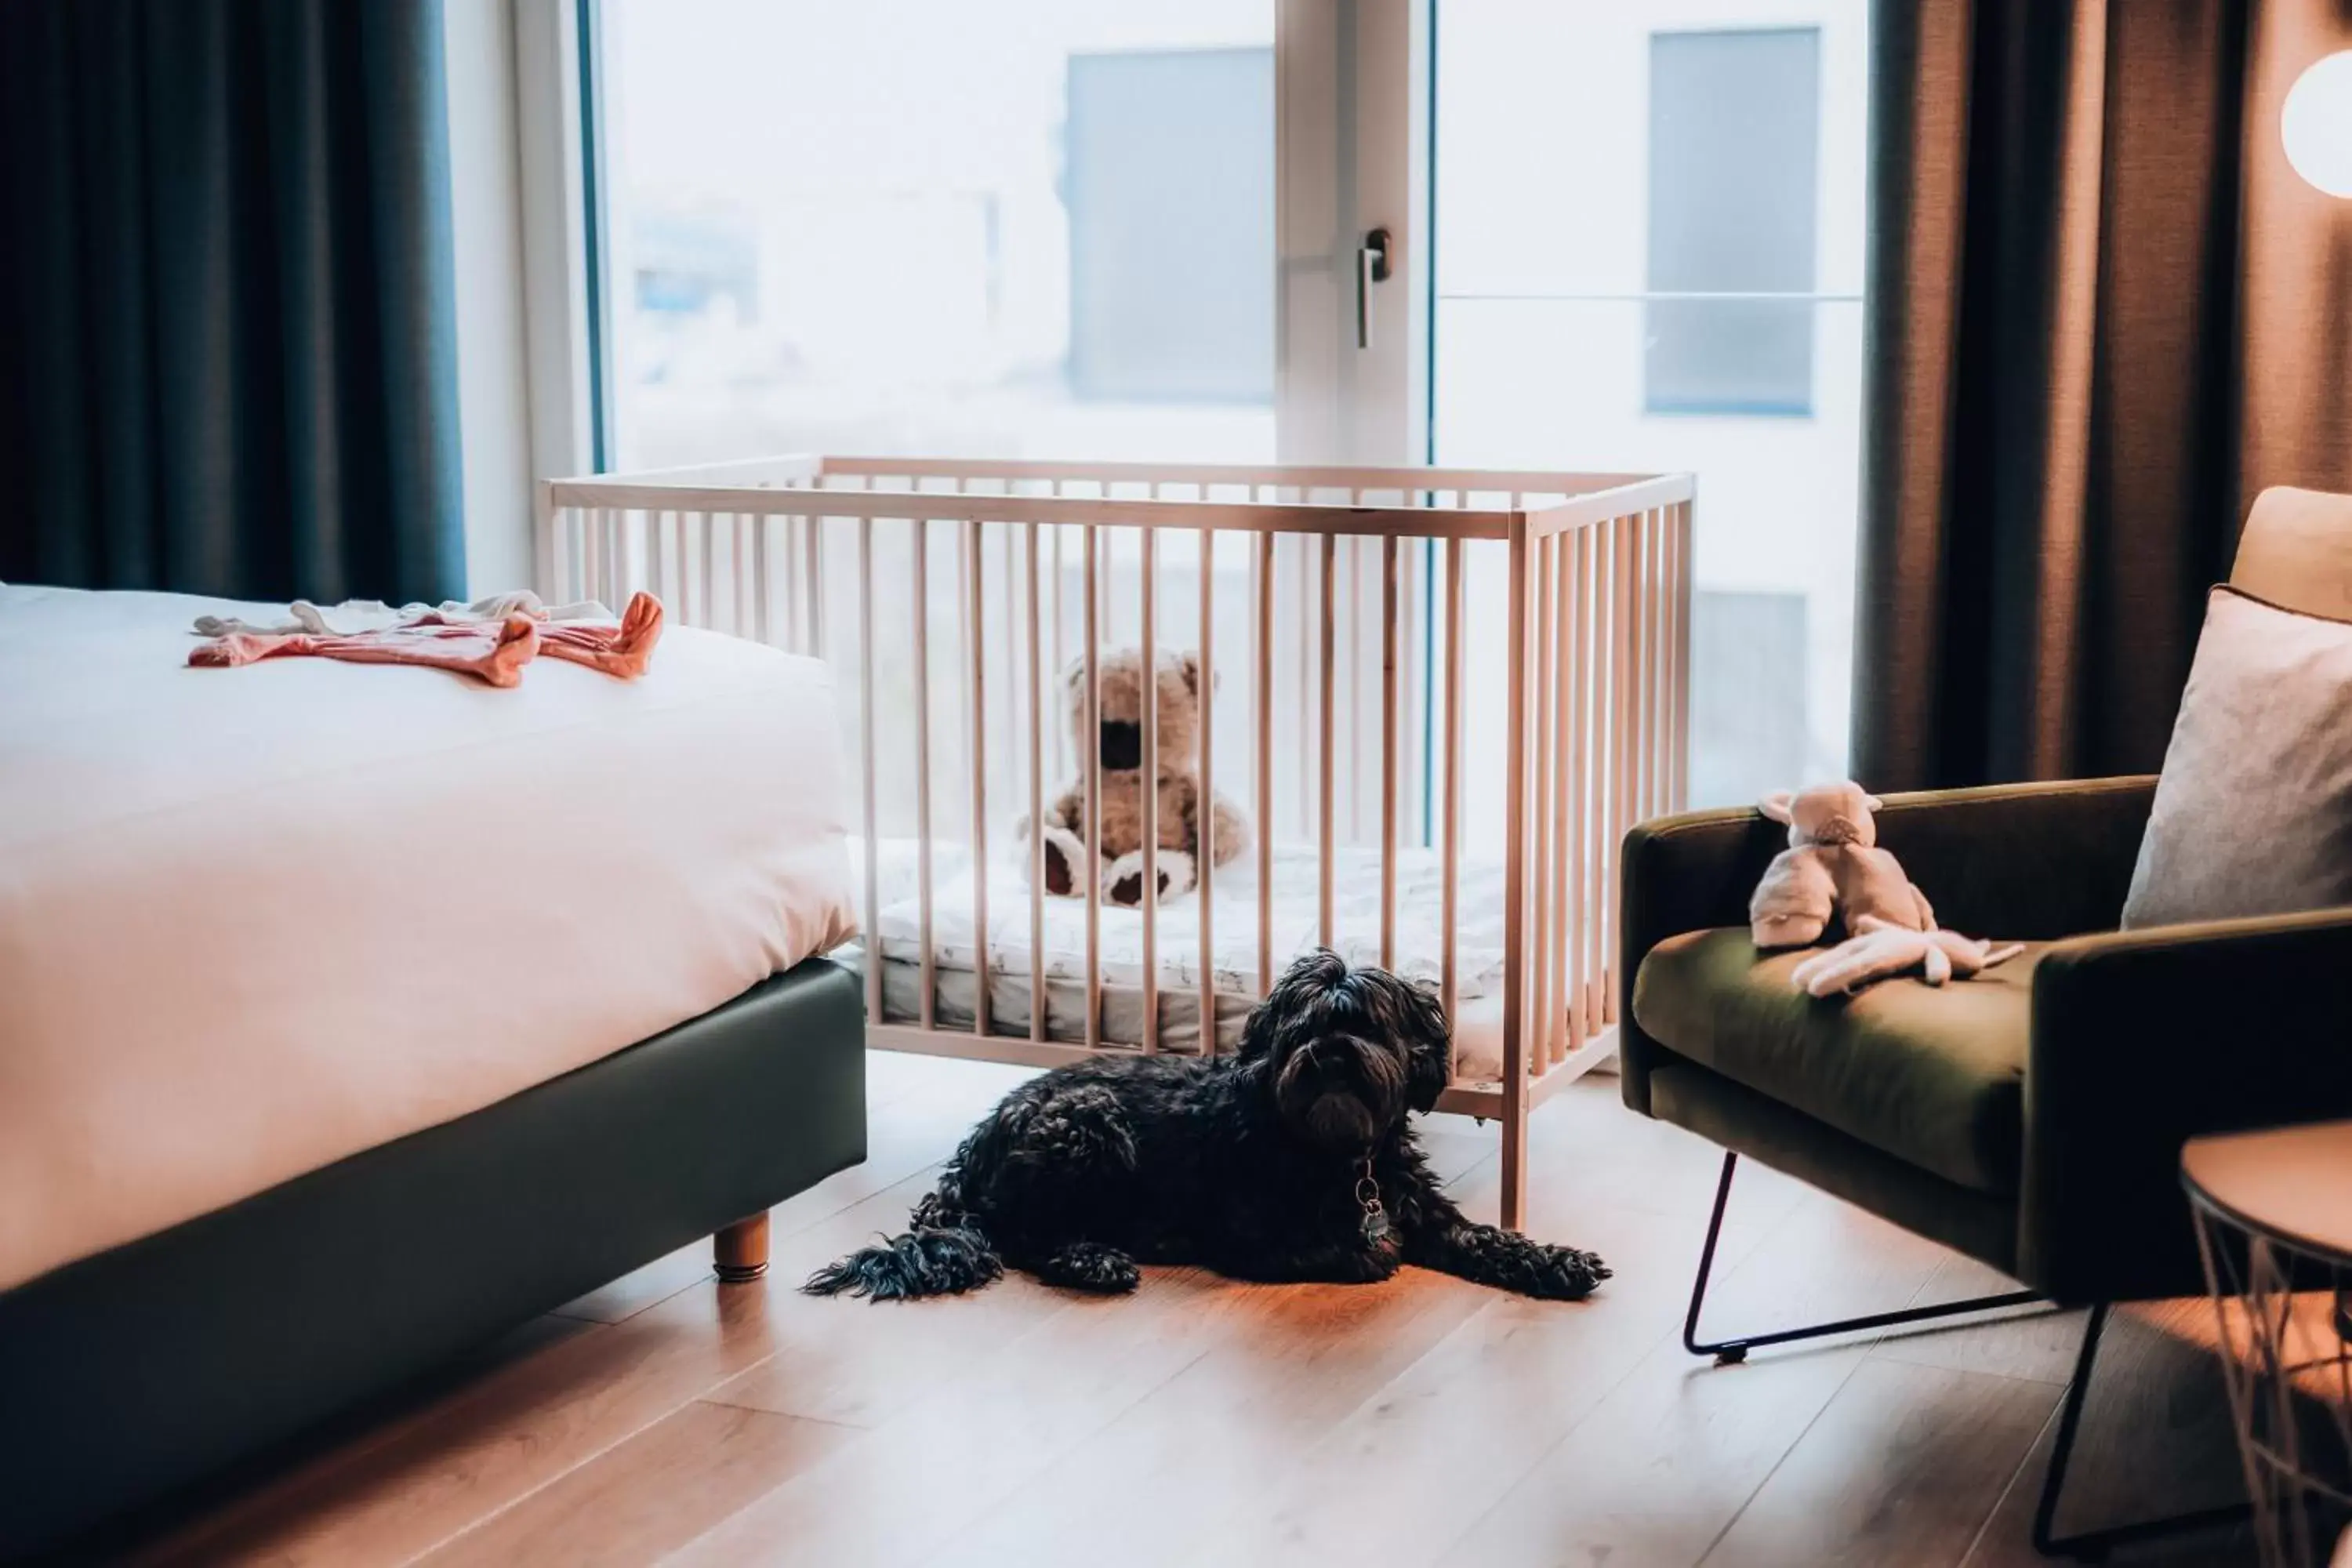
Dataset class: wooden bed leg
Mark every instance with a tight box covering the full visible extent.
[714,1213,771,1284]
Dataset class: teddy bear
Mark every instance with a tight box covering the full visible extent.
[1749,780,2020,995]
[1748,781,1933,949]
[1018,647,1252,907]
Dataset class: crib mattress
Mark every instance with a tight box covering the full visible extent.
[855,843,1509,1037]
[0,584,858,1293]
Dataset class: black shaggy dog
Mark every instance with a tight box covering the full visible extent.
[806,950,1609,1301]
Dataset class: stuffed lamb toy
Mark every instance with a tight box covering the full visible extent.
[1749,781,2019,996]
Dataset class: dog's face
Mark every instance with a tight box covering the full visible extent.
[1238,950,1451,1152]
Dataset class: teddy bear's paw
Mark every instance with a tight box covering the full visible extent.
[1102,850,1166,908]
[1153,849,1197,902]
[1038,828,1087,898]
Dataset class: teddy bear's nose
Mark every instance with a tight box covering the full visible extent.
[1099,720,1142,771]
[1814,816,1860,844]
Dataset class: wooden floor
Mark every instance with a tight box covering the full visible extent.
[118,1053,2262,1568]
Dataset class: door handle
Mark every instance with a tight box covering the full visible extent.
[1356,227,1392,351]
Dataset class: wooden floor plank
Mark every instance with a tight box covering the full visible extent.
[1702,1359,2063,1568]
[667,1268,1263,1568]
[915,1268,1502,1568]
[1193,1204,1719,1568]
[416,1400,852,1568]
[1962,1298,2255,1568]
[1864,1254,2085,1387]
[701,1270,1081,1430]
[126,1171,948,1567]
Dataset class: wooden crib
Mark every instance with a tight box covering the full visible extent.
[541,456,1693,1227]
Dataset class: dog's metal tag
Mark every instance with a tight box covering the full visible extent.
[1356,1159,1391,1244]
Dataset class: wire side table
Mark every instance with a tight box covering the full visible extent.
[2185,1122,2352,1568]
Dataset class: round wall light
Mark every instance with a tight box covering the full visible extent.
[2283,49,2352,198]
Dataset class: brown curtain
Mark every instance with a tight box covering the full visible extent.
[1855,0,2352,790]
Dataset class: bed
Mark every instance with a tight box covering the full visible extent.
[0,584,868,1557]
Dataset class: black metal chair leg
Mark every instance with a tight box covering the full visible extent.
[2031,1302,2252,1562]
[1682,1152,2038,1365]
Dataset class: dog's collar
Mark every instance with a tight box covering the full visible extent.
[1356,1156,1390,1244]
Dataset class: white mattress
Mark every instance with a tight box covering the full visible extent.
[0,585,858,1292]
[851,841,1509,1042]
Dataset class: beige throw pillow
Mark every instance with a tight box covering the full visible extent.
[2122,586,2352,928]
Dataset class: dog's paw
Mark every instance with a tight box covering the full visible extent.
[1038,1240,1141,1294]
[1526,1243,1610,1301]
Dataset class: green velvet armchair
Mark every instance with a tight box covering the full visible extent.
[1619,485,2352,1559]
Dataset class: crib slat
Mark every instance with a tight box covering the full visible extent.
[670,511,688,621]
[1297,528,1312,833]
[1608,514,1635,1026]
[1083,525,1102,1048]
[996,521,1017,818]
[1027,522,1047,1045]
[1255,531,1276,996]
[1551,528,1575,1065]
[1530,533,1555,1071]
[1197,525,1216,1054]
[700,512,717,629]
[753,514,772,645]
[967,519,992,1040]
[735,513,753,634]
[1500,520,1531,1232]
[1646,510,1666,825]
[1675,499,1693,810]
[1051,517,1066,778]
[808,511,826,659]
[913,517,935,1031]
[859,517,881,1027]
[1140,528,1159,1054]
[1630,512,1650,832]
[1441,535,1463,1033]
[1599,521,1618,1029]
[1567,526,1592,1046]
[1379,534,1399,972]
[590,509,602,603]
[1318,531,1336,948]
[1355,526,1374,846]
[1659,506,1677,815]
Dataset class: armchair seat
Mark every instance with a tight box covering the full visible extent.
[1633,930,2048,1196]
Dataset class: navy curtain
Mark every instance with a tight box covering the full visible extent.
[0,0,466,604]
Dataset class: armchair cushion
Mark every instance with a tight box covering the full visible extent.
[1633,929,2047,1196]
[2122,586,2352,928]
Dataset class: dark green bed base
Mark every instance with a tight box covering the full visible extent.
[0,958,866,1561]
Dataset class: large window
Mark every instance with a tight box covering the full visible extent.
[1434,0,1867,802]
[1645,27,1821,416]
[579,2,1867,811]
[599,2,1276,471]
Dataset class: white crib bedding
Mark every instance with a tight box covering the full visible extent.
[844,842,1512,1051]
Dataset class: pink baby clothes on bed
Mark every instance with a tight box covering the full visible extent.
[534,591,664,679]
[189,612,543,688]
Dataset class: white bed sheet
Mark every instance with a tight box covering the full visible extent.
[0,585,857,1292]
